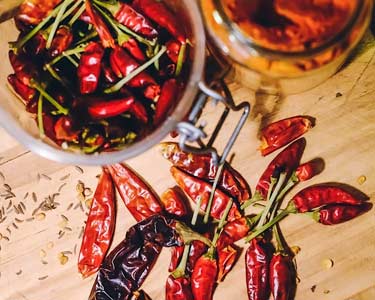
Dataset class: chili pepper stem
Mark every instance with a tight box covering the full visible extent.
[204,162,225,224]
[304,211,320,222]
[171,244,190,279]
[61,0,84,22]
[191,196,202,226]
[174,222,212,247]
[74,31,99,46]
[276,172,299,202]
[175,43,186,76]
[257,176,278,228]
[69,3,87,27]
[241,192,264,210]
[273,224,285,253]
[105,45,166,94]
[211,199,234,249]
[93,0,120,16]
[48,45,87,67]
[37,94,45,138]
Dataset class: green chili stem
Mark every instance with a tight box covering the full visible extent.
[44,64,64,84]
[171,244,190,279]
[203,162,225,224]
[211,199,233,249]
[74,31,99,46]
[153,44,160,70]
[66,55,79,67]
[68,3,86,26]
[105,45,166,94]
[31,80,69,115]
[93,0,120,15]
[47,0,73,49]
[48,45,87,66]
[61,0,84,22]
[175,43,187,76]
[37,94,45,138]
[191,196,202,226]
[256,177,277,228]
[117,23,157,47]
[273,224,285,253]
[241,192,264,210]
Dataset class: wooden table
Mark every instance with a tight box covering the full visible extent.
[1,29,375,300]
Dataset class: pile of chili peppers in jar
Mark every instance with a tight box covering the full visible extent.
[75,115,372,300]
[8,0,189,153]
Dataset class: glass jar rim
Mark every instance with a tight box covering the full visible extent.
[211,0,364,59]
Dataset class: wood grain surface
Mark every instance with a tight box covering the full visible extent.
[0,27,375,300]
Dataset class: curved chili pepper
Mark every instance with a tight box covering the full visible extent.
[25,33,47,56]
[85,0,115,48]
[89,215,181,300]
[245,238,272,300]
[102,61,118,83]
[107,163,163,221]
[191,253,218,300]
[216,216,253,249]
[169,245,185,272]
[9,50,38,87]
[313,202,372,225]
[122,38,146,62]
[54,115,80,142]
[7,74,37,105]
[49,26,73,58]
[171,167,241,222]
[295,162,316,182]
[161,142,251,202]
[217,245,238,282]
[78,168,115,278]
[166,40,182,64]
[187,239,209,275]
[256,138,305,199]
[269,253,296,300]
[154,79,180,126]
[77,42,105,94]
[166,275,193,300]
[88,96,135,119]
[161,187,190,218]
[260,116,313,156]
[130,101,149,124]
[291,186,364,213]
[133,0,186,42]
[16,0,62,28]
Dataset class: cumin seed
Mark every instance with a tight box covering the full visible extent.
[66,203,74,211]
[58,231,65,239]
[41,174,52,181]
[58,183,67,192]
[64,227,72,232]
[60,174,70,181]
[41,260,48,265]
[6,227,11,234]
[78,226,84,239]
[26,217,35,222]
[74,203,81,210]
[3,184,11,191]
[12,222,18,229]
[32,192,37,203]
[23,192,29,199]
[73,244,77,255]
[38,275,48,280]
[62,251,72,255]
[6,200,12,210]
[0,172,5,181]
[16,270,22,275]
[61,214,68,222]
[15,218,24,223]
[75,166,84,174]
[3,235,9,241]
[0,216,7,223]
[37,173,41,181]
[20,202,26,211]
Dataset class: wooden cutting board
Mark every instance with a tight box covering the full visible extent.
[1,29,375,300]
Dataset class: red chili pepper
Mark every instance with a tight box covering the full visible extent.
[78,168,115,278]
[166,40,182,64]
[216,216,253,249]
[54,116,80,142]
[102,61,118,83]
[161,187,190,218]
[260,116,313,156]
[269,253,296,300]
[122,38,146,62]
[169,245,185,272]
[161,142,251,202]
[171,167,241,222]
[107,163,163,221]
[7,74,37,105]
[166,275,194,300]
[314,202,372,225]
[187,239,209,275]
[85,0,115,48]
[295,162,316,182]
[217,245,238,282]
[49,26,73,58]
[245,238,272,300]
[154,79,180,126]
[16,0,62,27]
[9,50,38,87]
[256,138,305,199]
[88,96,135,119]
[130,101,149,124]
[77,42,105,94]
[25,33,47,56]
[291,186,364,213]
[133,0,186,43]
[191,254,218,300]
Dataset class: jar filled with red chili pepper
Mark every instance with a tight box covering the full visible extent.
[200,0,373,94]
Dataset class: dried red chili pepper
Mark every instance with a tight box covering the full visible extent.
[107,163,163,221]
[133,0,186,43]
[161,187,190,218]
[217,245,238,282]
[78,168,115,278]
[166,275,193,300]
[9,50,38,87]
[256,138,305,199]
[102,61,118,83]
[88,96,135,119]
[85,0,115,48]
[191,253,218,300]
[260,116,313,156]
[216,216,254,249]
[295,162,316,182]
[245,238,272,300]
[122,38,146,62]
[16,0,62,28]
[154,79,180,126]
[161,142,251,202]
[49,26,73,58]
[77,42,105,94]
[130,101,149,124]
[169,245,185,272]
[25,33,47,56]
[269,253,296,300]
[291,186,364,213]
[54,116,80,142]
[187,239,209,275]
[7,74,37,105]
[171,167,241,221]
[166,40,183,64]
[312,202,372,225]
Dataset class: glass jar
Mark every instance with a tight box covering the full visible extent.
[200,0,373,95]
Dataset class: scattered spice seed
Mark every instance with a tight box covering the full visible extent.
[78,226,84,239]
[75,166,84,174]
[74,203,81,210]
[16,270,22,276]
[41,260,48,265]
[1,206,4,215]
[60,174,70,181]
[35,213,46,221]
[15,218,24,223]
[47,241,54,249]
[62,251,73,255]
[66,203,74,211]
[32,192,37,203]
[321,259,334,270]
[3,235,9,241]
[65,227,73,232]
[37,173,41,181]
[40,249,47,258]
[26,217,34,222]
[0,217,6,224]
[20,202,26,211]
[23,192,29,199]
[0,233,3,240]
[7,200,12,209]
[73,244,77,255]
[336,92,343,98]
[79,201,84,212]
[58,253,69,265]
[3,184,11,191]
[38,275,48,280]
[6,227,11,235]
[0,172,5,181]
[58,231,65,239]
[13,205,20,214]
[311,285,317,293]
[12,222,18,229]
[58,183,67,192]
[18,204,25,215]
[40,174,52,181]
[323,290,331,294]
[61,215,69,222]
[357,175,367,185]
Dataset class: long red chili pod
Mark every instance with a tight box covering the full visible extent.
[78,168,115,278]
[291,186,364,213]
[269,253,296,300]
[217,245,238,282]
[133,0,186,42]
[256,138,305,199]
[77,42,105,94]
[171,167,241,222]
[187,239,209,275]
[166,275,194,300]
[107,163,163,221]
[88,96,135,119]
[166,40,183,64]
[154,79,180,126]
[85,0,115,48]
[130,101,149,124]
[7,74,37,105]
[161,142,251,202]
[122,38,146,62]
[161,187,190,217]
[295,162,316,182]
[314,202,373,225]
[16,0,62,27]
[217,216,253,249]
[245,238,272,300]
[169,245,185,272]
[25,33,47,56]
[54,116,80,142]
[191,254,218,300]
[49,26,73,58]
[9,50,38,86]
[260,116,313,156]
